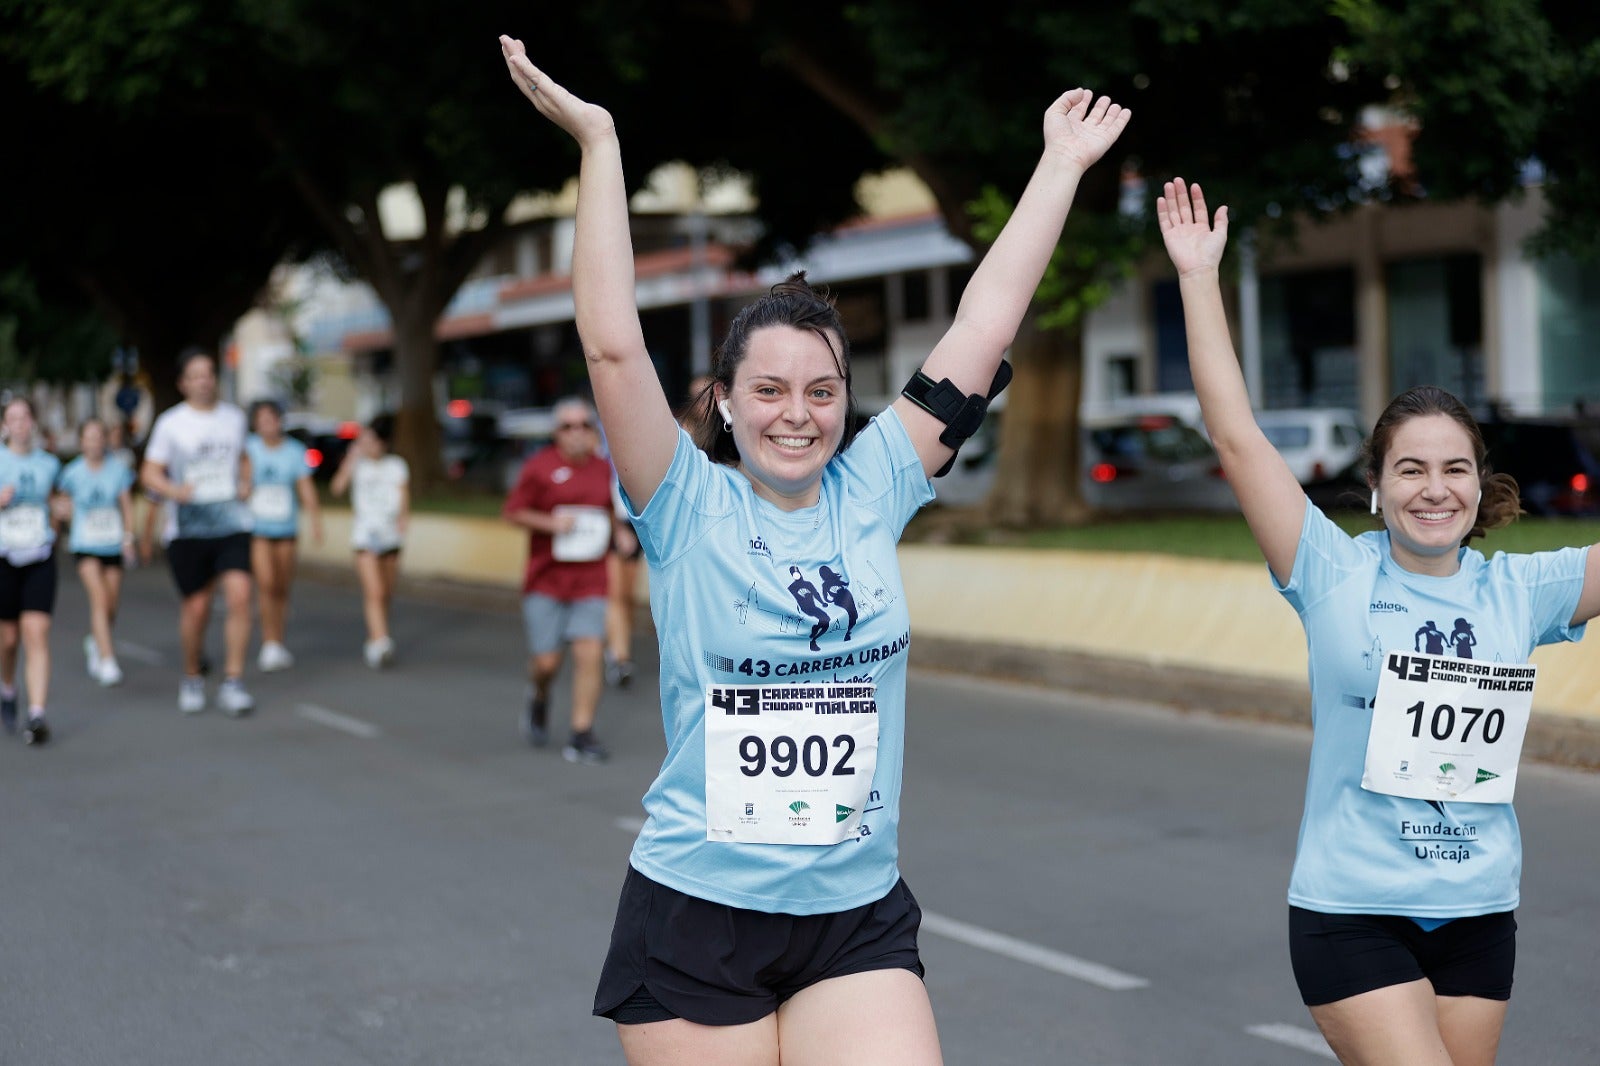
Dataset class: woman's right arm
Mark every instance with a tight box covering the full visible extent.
[1156,178,1306,584]
[500,36,680,509]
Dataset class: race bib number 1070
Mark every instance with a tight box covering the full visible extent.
[704,683,879,845]
[1362,651,1534,804]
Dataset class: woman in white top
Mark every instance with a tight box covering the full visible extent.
[331,414,409,668]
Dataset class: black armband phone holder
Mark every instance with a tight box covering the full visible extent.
[900,359,1013,476]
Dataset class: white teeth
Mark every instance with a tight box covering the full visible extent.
[1414,511,1453,520]
[771,436,813,448]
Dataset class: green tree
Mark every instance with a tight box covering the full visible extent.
[2,0,887,485]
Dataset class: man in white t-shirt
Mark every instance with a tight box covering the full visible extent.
[140,348,256,717]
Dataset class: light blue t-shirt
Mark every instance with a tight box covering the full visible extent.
[58,455,134,555]
[623,409,934,914]
[0,447,63,566]
[1276,499,1588,918]
[245,435,311,539]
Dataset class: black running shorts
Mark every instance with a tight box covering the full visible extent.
[1289,906,1516,1006]
[594,865,926,1026]
[0,555,57,620]
[167,533,252,598]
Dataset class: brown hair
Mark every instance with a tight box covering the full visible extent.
[687,272,858,465]
[1360,385,1521,543]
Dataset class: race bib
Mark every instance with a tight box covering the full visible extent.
[1362,651,1535,804]
[79,506,124,550]
[187,457,237,504]
[704,683,879,845]
[552,505,611,562]
[250,483,294,525]
[0,504,49,552]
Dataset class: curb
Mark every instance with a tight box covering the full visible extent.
[294,565,1600,773]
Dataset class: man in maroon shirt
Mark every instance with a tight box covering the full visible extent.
[503,397,615,763]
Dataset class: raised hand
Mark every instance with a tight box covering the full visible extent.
[499,35,616,148]
[1157,178,1228,277]
[1043,88,1130,170]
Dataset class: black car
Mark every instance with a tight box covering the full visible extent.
[1479,416,1600,516]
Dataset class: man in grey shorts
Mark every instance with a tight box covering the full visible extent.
[502,398,614,763]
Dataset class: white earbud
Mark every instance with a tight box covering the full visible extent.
[718,399,733,427]
[1370,489,1379,515]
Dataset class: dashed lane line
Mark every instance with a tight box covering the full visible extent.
[610,816,1148,991]
[295,703,382,739]
[1244,1023,1337,1059]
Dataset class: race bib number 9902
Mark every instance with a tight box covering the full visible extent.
[1362,651,1534,804]
[704,683,879,845]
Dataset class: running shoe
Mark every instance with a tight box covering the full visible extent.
[178,676,207,714]
[21,715,51,746]
[604,652,635,689]
[562,731,610,765]
[83,635,101,676]
[521,693,549,747]
[95,657,124,687]
[217,678,255,718]
[257,641,294,672]
[363,637,395,670]
[1,692,17,734]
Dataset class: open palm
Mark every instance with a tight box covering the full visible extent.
[499,35,615,147]
[1157,178,1228,276]
[1043,88,1130,170]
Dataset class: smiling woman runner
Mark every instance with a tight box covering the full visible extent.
[499,33,1128,1066]
[58,417,137,688]
[1157,177,1600,1066]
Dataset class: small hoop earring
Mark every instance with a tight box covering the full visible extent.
[723,419,732,433]
[1370,489,1379,515]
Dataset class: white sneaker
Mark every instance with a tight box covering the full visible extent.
[257,641,294,672]
[95,657,124,687]
[178,677,206,714]
[84,635,101,676]
[217,679,255,718]
[363,637,395,669]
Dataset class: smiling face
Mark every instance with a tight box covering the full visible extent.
[1374,413,1481,575]
[720,324,848,510]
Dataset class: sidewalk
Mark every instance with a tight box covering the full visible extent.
[299,509,1600,769]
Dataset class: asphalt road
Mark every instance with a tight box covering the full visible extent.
[2,563,1596,1065]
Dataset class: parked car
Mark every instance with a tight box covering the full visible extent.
[1479,415,1600,516]
[1255,407,1366,485]
[1082,413,1237,512]
[282,412,358,482]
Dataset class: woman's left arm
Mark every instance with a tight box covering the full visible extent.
[891,88,1129,477]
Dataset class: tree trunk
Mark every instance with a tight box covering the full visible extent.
[987,313,1091,527]
[391,305,446,489]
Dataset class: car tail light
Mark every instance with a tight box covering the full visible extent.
[306,448,324,469]
[1573,472,1590,494]
[1090,462,1119,483]
[337,421,360,439]
[447,399,472,418]
[1312,461,1326,481]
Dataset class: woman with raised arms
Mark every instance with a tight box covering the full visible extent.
[1157,177,1600,1066]
[500,33,1127,1066]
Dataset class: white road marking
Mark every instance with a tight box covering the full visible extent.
[1244,1024,1337,1059]
[115,641,164,665]
[295,703,381,739]
[607,816,1148,991]
[918,910,1150,991]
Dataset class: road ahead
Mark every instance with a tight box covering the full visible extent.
[3,565,1596,1064]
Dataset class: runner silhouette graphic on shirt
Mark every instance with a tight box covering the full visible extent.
[1415,620,1447,655]
[1450,617,1477,659]
[818,565,858,642]
[787,566,832,651]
